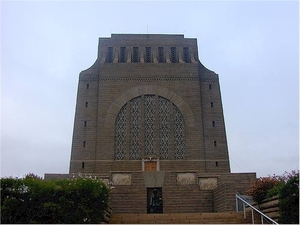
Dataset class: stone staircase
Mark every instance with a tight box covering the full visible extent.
[109,211,252,224]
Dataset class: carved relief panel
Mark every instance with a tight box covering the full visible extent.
[112,173,132,185]
[198,178,218,190]
[176,173,196,185]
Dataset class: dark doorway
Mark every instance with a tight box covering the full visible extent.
[147,187,163,213]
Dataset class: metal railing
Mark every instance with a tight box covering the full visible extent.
[236,193,278,224]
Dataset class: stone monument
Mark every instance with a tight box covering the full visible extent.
[45,34,256,213]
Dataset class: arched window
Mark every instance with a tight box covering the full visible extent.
[115,95,185,160]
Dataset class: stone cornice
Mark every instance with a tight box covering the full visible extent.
[79,76,219,82]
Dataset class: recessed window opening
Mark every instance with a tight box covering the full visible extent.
[215,162,218,167]
[210,102,214,108]
[82,162,85,169]
[83,141,86,147]
[158,47,165,63]
[86,84,89,89]
[84,121,87,127]
[107,47,113,63]
[85,102,88,107]
[183,47,190,63]
[120,47,126,63]
[132,47,139,63]
[145,47,151,63]
[212,121,215,127]
[171,47,177,63]
[209,84,212,89]
[214,141,217,147]
[115,95,185,160]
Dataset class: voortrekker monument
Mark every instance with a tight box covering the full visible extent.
[45,34,256,214]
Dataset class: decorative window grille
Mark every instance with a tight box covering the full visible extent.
[115,95,185,160]
[145,95,155,156]
[159,97,170,159]
[173,105,185,159]
[115,105,127,160]
[158,47,164,63]
[120,47,126,63]
[107,47,113,63]
[183,47,190,63]
[170,47,177,63]
[130,97,141,159]
[145,47,151,63]
[132,47,139,63]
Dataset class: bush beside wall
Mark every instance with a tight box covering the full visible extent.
[1,174,110,224]
[246,171,299,224]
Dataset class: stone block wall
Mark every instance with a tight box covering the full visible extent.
[213,173,256,212]
[109,171,214,214]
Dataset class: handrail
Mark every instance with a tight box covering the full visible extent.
[236,193,278,224]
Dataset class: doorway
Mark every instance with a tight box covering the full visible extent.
[147,187,163,213]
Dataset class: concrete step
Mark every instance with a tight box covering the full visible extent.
[109,212,252,224]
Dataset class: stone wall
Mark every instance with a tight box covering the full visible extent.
[213,173,256,212]
[251,196,279,222]
[109,171,256,214]
[109,171,215,214]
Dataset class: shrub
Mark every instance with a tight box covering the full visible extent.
[246,171,299,223]
[246,176,282,204]
[1,174,110,224]
[278,171,299,224]
[266,182,284,199]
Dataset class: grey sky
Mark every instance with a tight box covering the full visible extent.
[1,1,299,178]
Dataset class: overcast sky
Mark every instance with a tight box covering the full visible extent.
[1,0,299,179]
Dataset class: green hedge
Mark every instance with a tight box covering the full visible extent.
[1,174,110,224]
